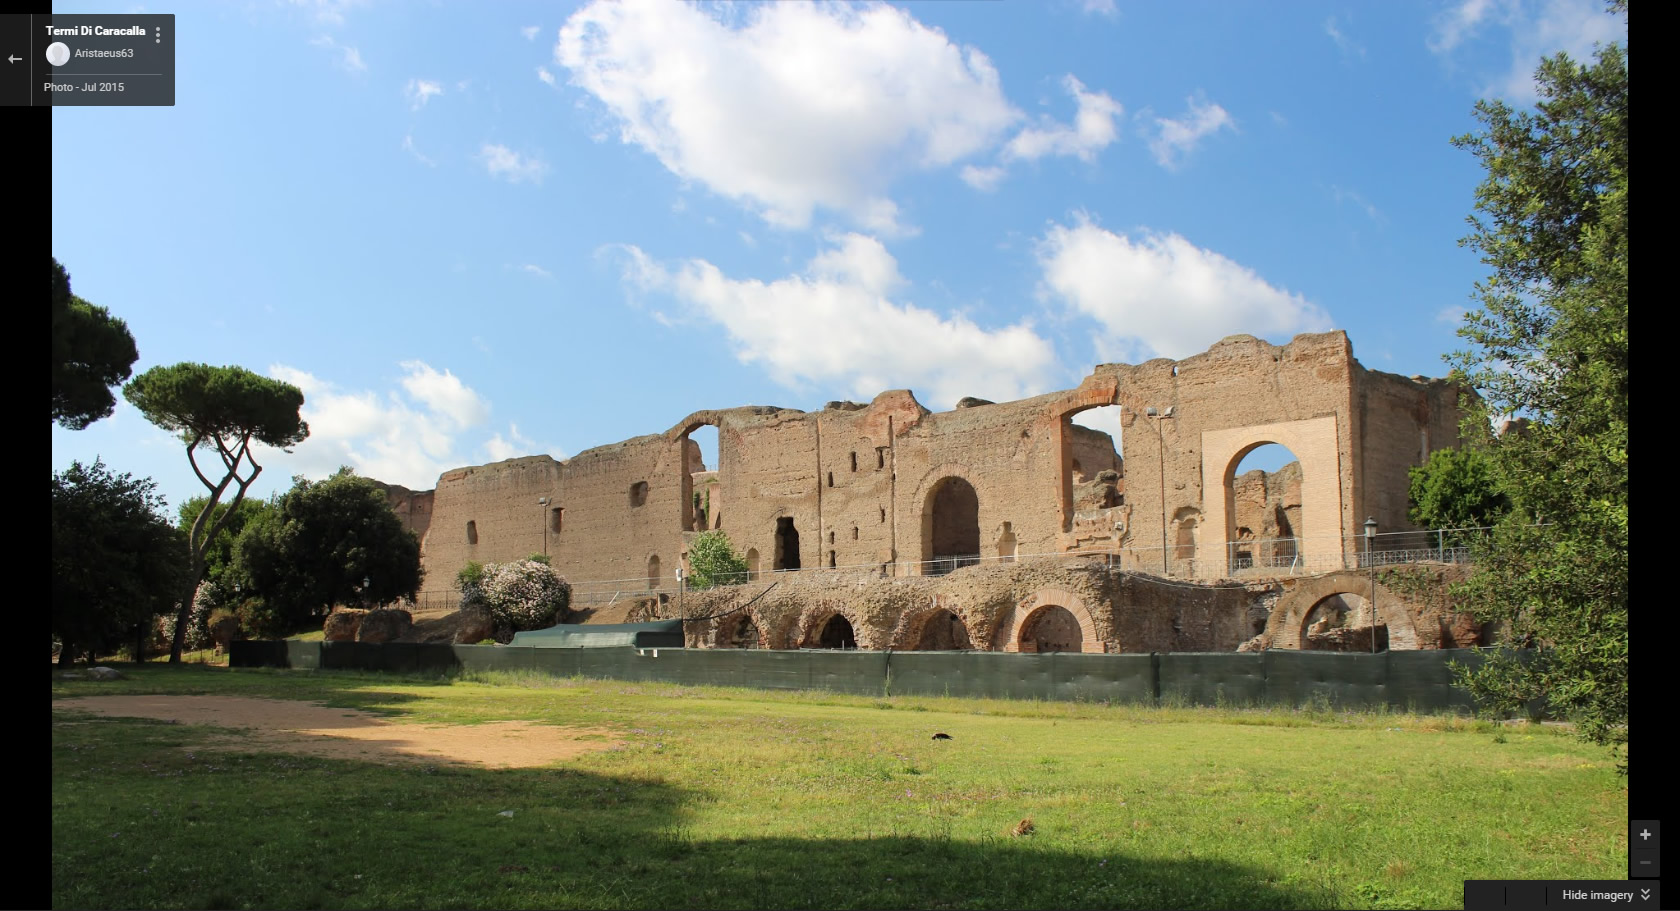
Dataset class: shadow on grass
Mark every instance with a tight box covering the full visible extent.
[52,713,1331,911]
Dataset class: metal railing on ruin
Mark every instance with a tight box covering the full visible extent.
[556,526,1503,606]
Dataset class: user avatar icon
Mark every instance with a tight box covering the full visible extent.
[46,42,70,67]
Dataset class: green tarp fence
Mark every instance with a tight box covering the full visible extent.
[230,642,1503,714]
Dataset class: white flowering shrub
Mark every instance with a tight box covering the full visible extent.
[156,580,218,651]
[476,560,571,632]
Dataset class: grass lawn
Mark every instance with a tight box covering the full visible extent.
[50,666,1626,910]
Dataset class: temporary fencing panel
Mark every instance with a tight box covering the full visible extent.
[1159,653,1266,707]
[230,639,1519,715]
[509,620,685,649]
[1385,649,1481,713]
[1263,650,1388,709]
[1051,653,1156,705]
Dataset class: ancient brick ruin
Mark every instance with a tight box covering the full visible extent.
[381,331,1479,653]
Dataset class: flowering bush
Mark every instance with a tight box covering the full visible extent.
[469,560,571,633]
[155,580,217,651]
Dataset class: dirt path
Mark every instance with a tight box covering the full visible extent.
[53,695,620,768]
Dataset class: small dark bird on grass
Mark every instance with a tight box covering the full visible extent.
[931,732,952,740]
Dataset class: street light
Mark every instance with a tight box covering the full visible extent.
[362,576,371,611]
[537,497,551,556]
[1364,517,1378,654]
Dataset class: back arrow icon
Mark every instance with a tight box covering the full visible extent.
[6,55,19,64]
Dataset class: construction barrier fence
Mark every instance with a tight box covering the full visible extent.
[230,641,1523,714]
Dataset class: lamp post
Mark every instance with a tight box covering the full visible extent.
[537,497,551,557]
[675,566,686,620]
[1364,517,1377,654]
[362,576,371,611]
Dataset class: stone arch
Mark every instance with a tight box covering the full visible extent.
[911,463,985,575]
[1200,417,1343,577]
[890,597,973,650]
[669,416,725,533]
[1268,571,1419,650]
[794,603,866,649]
[717,611,762,649]
[799,608,860,649]
[646,554,661,590]
[992,588,1102,653]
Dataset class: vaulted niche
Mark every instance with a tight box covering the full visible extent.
[924,477,980,576]
[773,517,801,571]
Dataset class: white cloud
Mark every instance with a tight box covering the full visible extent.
[1428,0,1626,101]
[1079,0,1118,17]
[1324,16,1366,59]
[1003,75,1123,163]
[401,134,435,166]
[1436,305,1467,325]
[960,164,1007,191]
[484,423,536,462]
[519,264,553,279]
[557,0,1020,232]
[405,78,443,110]
[1147,95,1234,169]
[397,361,490,431]
[617,234,1057,408]
[521,25,541,41]
[1036,218,1331,362]
[309,34,365,72]
[478,143,548,184]
[536,66,556,86]
[259,362,491,489]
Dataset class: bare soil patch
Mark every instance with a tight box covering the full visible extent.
[53,695,620,768]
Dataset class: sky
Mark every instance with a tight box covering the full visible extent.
[50,0,1627,514]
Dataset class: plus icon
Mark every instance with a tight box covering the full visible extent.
[1641,829,1653,841]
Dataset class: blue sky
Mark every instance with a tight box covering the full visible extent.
[50,0,1626,512]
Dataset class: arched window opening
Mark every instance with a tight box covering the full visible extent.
[629,481,649,508]
[813,614,856,649]
[773,517,801,571]
[1229,443,1304,572]
[466,521,478,545]
[647,555,661,590]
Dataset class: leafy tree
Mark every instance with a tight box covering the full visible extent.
[1406,446,1511,543]
[178,495,274,587]
[1447,6,1627,768]
[123,362,309,661]
[51,460,189,665]
[52,258,139,430]
[686,530,749,589]
[233,468,422,628]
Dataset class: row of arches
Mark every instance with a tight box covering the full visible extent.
[707,595,1099,653]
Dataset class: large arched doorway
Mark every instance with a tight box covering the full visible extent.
[811,614,856,649]
[1301,593,1385,652]
[1020,605,1084,653]
[1201,417,1341,579]
[1227,442,1304,573]
[773,517,801,571]
[914,610,972,650]
[925,477,980,575]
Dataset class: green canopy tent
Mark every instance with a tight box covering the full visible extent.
[509,619,686,649]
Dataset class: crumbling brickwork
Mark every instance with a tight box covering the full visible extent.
[396,331,1467,652]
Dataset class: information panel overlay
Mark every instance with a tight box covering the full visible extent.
[0,13,174,106]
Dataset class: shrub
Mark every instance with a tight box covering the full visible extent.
[686,530,749,589]
[457,561,486,609]
[477,560,571,633]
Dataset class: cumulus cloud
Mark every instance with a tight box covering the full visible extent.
[556,0,1020,232]
[1037,219,1331,362]
[1428,0,1626,101]
[259,362,492,489]
[478,143,548,184]
[536,66,556,86]
[404,78,442,110]
[960,164,1007,191]
[617,234,1057,408]
[1147,95,1234,169]
[1003,75,1123,163]
[484,423,538,462]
